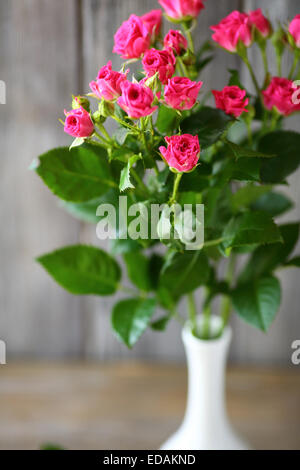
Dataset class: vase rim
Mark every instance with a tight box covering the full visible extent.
[182,314,232,346]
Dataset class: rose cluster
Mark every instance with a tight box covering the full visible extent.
[62,1,300,175]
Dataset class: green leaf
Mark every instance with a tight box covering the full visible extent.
[110,238,140,255]
[159,251,210,298]
[181,107,234,149]
[259,131,300,183]
[119,154,142,192]
[123,252,151,291]
[60,188,120,224]
[226,140,274,159]
[111,298,156,347]
[221,211,282,250]
[156,105,179,134]
[35,144,115,202]
[231,184,272,212]
[114,127,131,145]
[151,314,171,331]
[251,191,293,217]
[239,223,300,281]
[59,197,102,223]
[284,256,300,268]
[232,276,281,331]
[36,245,121,295]
[228,69,243,89]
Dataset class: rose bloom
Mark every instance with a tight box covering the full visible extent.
[159,0,205,20]
[113,14,150,59]
[249,8,272,38]
[212,85,249,118]
[89,61,128,101]
[289,14,300,48]
[262,77,300,116]
[64,107,94,138]
[165,76,203,110]
[142,48,176,85]
[211,11,253,52]
[164,30,188,55]
[117,81,158,119]
[159,134,200,172]
[141,9,162,42]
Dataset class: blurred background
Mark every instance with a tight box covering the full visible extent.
[0,0,300,450]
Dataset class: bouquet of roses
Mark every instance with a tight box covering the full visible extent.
[34,0,300,347]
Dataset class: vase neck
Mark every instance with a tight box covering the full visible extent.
[181,321,231,432]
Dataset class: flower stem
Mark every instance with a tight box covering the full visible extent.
[259,43,268,76]
[169,173,183,205]
[187,292,197,333]
[130,168,150,197]
[288,52,299,80]
[183,24,195,53]
[97,122,112,143]
[202,287,211,339]
[217,254,236,337]
[177,56,189,78]
[243,56,261,97]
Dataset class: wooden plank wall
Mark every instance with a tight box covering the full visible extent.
[0,0,299,363]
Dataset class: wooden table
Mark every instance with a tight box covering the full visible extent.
[0,362,299,450]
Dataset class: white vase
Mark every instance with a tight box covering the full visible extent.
[161,315,248,450]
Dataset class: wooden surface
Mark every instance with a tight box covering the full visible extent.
[0,362,299,450]
[0,0,299,362]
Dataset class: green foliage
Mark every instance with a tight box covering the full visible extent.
[35,144,115,202]
[232,276,281,331]
[111,298,156,347]
[35,16,300,344]
[181,107,234,148]
[159,251,210,300]
[37,245,121,295]
[259,131,300,183]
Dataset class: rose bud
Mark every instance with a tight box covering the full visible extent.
[158,0,205,21]
[164,76,203,110]
[113,14,150,59]
[64,107,94,138]
[142,48,176,85]
[89,61,128,101]
[212,85,249,118]
[211,11,253,52]
[72,95,90,112]
[249,8,272,39]
[159,134,200,173]
[141,9,162,42]
[164,30,188,55]
[117,81,158,119]
[289,14,300,48]
[262,77,300,116]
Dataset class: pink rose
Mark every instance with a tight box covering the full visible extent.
[262,77,300,116]
[117,81,158,119]
[164,76,203,110]
[141,9,162,42]
[289,14,300,48]
[164,30,188,55]
[89,61,128,101]
[64,107,94,138]
[113,14,150,59]
[249,9,272,38]
[159,134,200,172]
[142,48,176,85]
[211,11,253,52]
[212,85,249,118]
[158,0,205,21]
